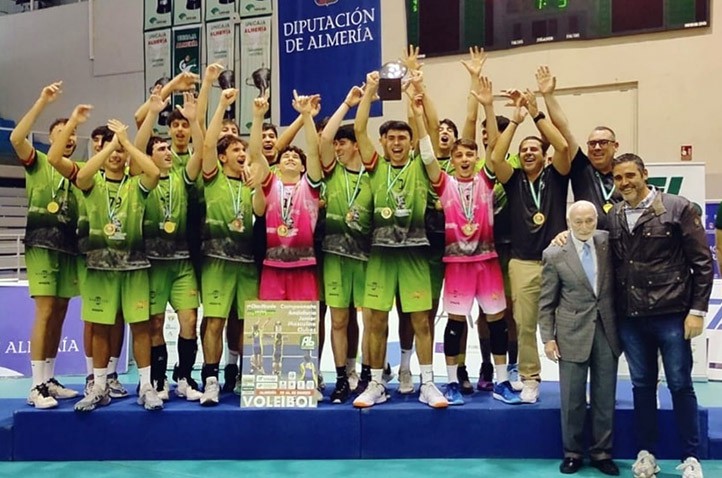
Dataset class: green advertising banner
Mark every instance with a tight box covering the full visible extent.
[144,0,173,30]
[206,0,236,22]
[239,16,272,134]
[174,0,203,26]
[172,26,202,108]
[205,20,236,122]
[239,0,272,18]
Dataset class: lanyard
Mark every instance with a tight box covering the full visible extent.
[48,167,68,203]
[278,181,299,225]
[224,174,244,218]
[457,178,476,222]
[104,174,127,222]
[158,176,174,220]
[343,166,365,209]
[386,160,411,204]
[528,175,543,211]
[594,170,615,202]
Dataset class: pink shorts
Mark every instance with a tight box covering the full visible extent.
[259,266,319,301]
[443,260,506,316]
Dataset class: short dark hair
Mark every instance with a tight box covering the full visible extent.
[334,124,356,143]
[100,129,115,148]
[613,153,645,173]
[481,115,511,134]
[450,138,478,156]
[49,118,69,135]
[315,116,330,134]
[519,135,550,155]
[384,121,413,140]
[592,126,616,140]
[439,119,458,139]
[379,120,394,137]
[217,134,248,157]
[222,119,240,132]
[279,145,307,169]
[146,135,168,156]
[91,125,110,139]
[167,109,189,126]
[262,123,278,137]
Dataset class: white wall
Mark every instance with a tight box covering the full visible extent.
[1,0,721,195]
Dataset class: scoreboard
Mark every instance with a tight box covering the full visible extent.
[406,0,710,56]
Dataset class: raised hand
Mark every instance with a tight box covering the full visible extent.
[169,72,200,92]
[501,88,526,108]
[71,104,93,124]
[344,85,364,108]
[253,94,270,118]
[292,89,319,116]
[220,88,238,107]
[470,75,494,106]
[40,81,63,104]
[460,46,487,78]
[522,89,539,117]
[365,71,380,90]
[107,119,129,145]
[401,44,424,72]
[205,63,225,83]
[177,92,198,122]
[410,93,424,117]
[536,66,556,95]
[310,94,322,117]
[148,94,169,115]
[510,103,528,125]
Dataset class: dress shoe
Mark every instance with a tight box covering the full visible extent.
[560,457,583,474]
[590,459,620,476]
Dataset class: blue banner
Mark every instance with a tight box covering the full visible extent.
[706,201,720,280]
[278,0,382,126]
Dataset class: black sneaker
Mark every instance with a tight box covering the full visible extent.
[330,379,351,404]
[457,365,474,395]
[222,364,239,393]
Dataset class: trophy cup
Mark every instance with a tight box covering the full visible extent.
[156,0,171,14]
[246,66,271,98]
[378,61,408,101]
[219,0,234,4]
[218,70,237,120]
[186,0,201,10]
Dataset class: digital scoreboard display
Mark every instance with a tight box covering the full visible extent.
[406,0,710,56]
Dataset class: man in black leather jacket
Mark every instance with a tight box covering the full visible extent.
[608,153,712,478]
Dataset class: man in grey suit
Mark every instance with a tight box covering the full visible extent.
[539,200,622,476]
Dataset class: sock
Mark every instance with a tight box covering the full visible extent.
[227,349,240,367]
[138,366,151,388]
[371,368,383,383]
[446,364,458,384]
[44,357,56,382]
[94,367,108,390]
[480,338,492,364]
[107,356,119,376]
[85,356,94,377]
[420,364,433,384]
[31,360,45,387]
[400,349,412,371]
[177,337,198,379]
[495,364,508,384]
[361,364,372,381]
[202,363,220,385]
[346,358,356,373]
[508,340,519,365]
[335,366,346,381]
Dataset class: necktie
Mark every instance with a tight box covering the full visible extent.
[581,242,595,292]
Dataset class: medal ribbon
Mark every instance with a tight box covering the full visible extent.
[224,175,243,219]
[104,173,127,224]
[528,175,543,212]
[278,181,299,226]
[385,160,411,208]
[594,170,615,202]
[159,176,174,221]
[343,166,365,210]
[457,178,476,223]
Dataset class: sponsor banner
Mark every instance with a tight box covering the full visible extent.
[172,26,202,108]
[0,283,128,377]
[239,16,272,134]
[144,0,173,30]
[206,0,236,22]
[144,29,174,135]
[277,0,382,126]
[173,0,203,26]
[706,281,722,380]
[705,201,720,280]
[241,301,319,408]
[239,0,272,18]
[206,20,237,123]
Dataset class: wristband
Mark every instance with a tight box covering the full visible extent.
[533,111,546,123]
[510,120,519,126]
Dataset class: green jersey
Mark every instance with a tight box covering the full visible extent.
[70,161,90,255]
[202,169,254,262]
[143,168,194,259]
[322,162,373,261]
[84,173,150,270]
[23,150,79,254]
[369,153,429,248]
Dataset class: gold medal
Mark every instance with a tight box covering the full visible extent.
[532,212,546,226]
[346,210,355,223]
[462,223,477,236]
[602,202,613,214]
[435,199,442,211]
[277,224,289,237]
[163,221,176,234]
[319,199,326,209]
[103,223,116,236]
[232,218,244,232]
[47,201,60,214]
[380,207,393,219]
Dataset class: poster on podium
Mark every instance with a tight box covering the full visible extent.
[240,301,320,408]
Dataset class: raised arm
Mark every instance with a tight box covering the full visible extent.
[203,88,237,176]
[411,94,441,184]
[471,75,498,148]
[488,103,526,184]
[110,119,160,191]
[196,63,225,133]
[460,47,488,141]
[10,82,63,162]
[523,89,570,175]
[75,129,118,191]
[248,95,272,215]
[293,91,323,184]
[354,71,380,168]
[176,92,204,181]
[319,85,364,169]
[47,104,92,178]
[134,72,199,128]
[536,66,580,156]
[132,93,169,176]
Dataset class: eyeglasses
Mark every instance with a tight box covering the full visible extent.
[587,139,615,148]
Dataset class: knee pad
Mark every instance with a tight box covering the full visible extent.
[443,320,466,357]
[488,318,509,356]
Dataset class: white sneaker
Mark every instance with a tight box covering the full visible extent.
[520,380,539,404]
[27,384,58,409]
[419,382,449,409]
[353,380,387,408]
[507,363,524,392]
[347,370,360,392]
[137,383,164,411]
[74,384,110,412]
[154,378,170,401]
[200,377,220,407]
[314,388,324,402]
[397,369,414,394]
[46,378,79,399]
[107,374,129,398]
[676,457,704,478]
[84,376,94,397]
[632,450,660,478]
[176,378,203,401]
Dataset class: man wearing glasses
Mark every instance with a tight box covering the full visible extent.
[535,67,621,230]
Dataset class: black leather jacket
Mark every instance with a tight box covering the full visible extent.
[608,191,712,318]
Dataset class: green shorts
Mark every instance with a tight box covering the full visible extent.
[25,247,79,298]
[76,255,87,295]
[429,245,445,301]
[364,247,432,313]
[149,259,200,315]
[323,253,367,308]
[201,257,258,319]
[81,269,150,324]
[495,242,512,297]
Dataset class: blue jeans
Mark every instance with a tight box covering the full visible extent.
[619,313,699,460]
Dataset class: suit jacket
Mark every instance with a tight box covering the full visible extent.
[538,230,622,363]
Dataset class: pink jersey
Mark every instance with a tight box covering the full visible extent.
[262,173,320,268]
[433,170,497,263]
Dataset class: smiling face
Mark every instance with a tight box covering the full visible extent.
[438,121,457,155]
[384,128,412,165]
[278,148,305,177]
[518,137,545,177]
[450,142,477,180]
[150,140,172,173]
[169,118,191,150]
[613,159,649,208]
[219,139,247,177]
[333,138,358,166]
[104,144,128,175]
[568,201,598,242]
[586,127,618,173]
[49,121,77,157]
[261,127,278,162]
